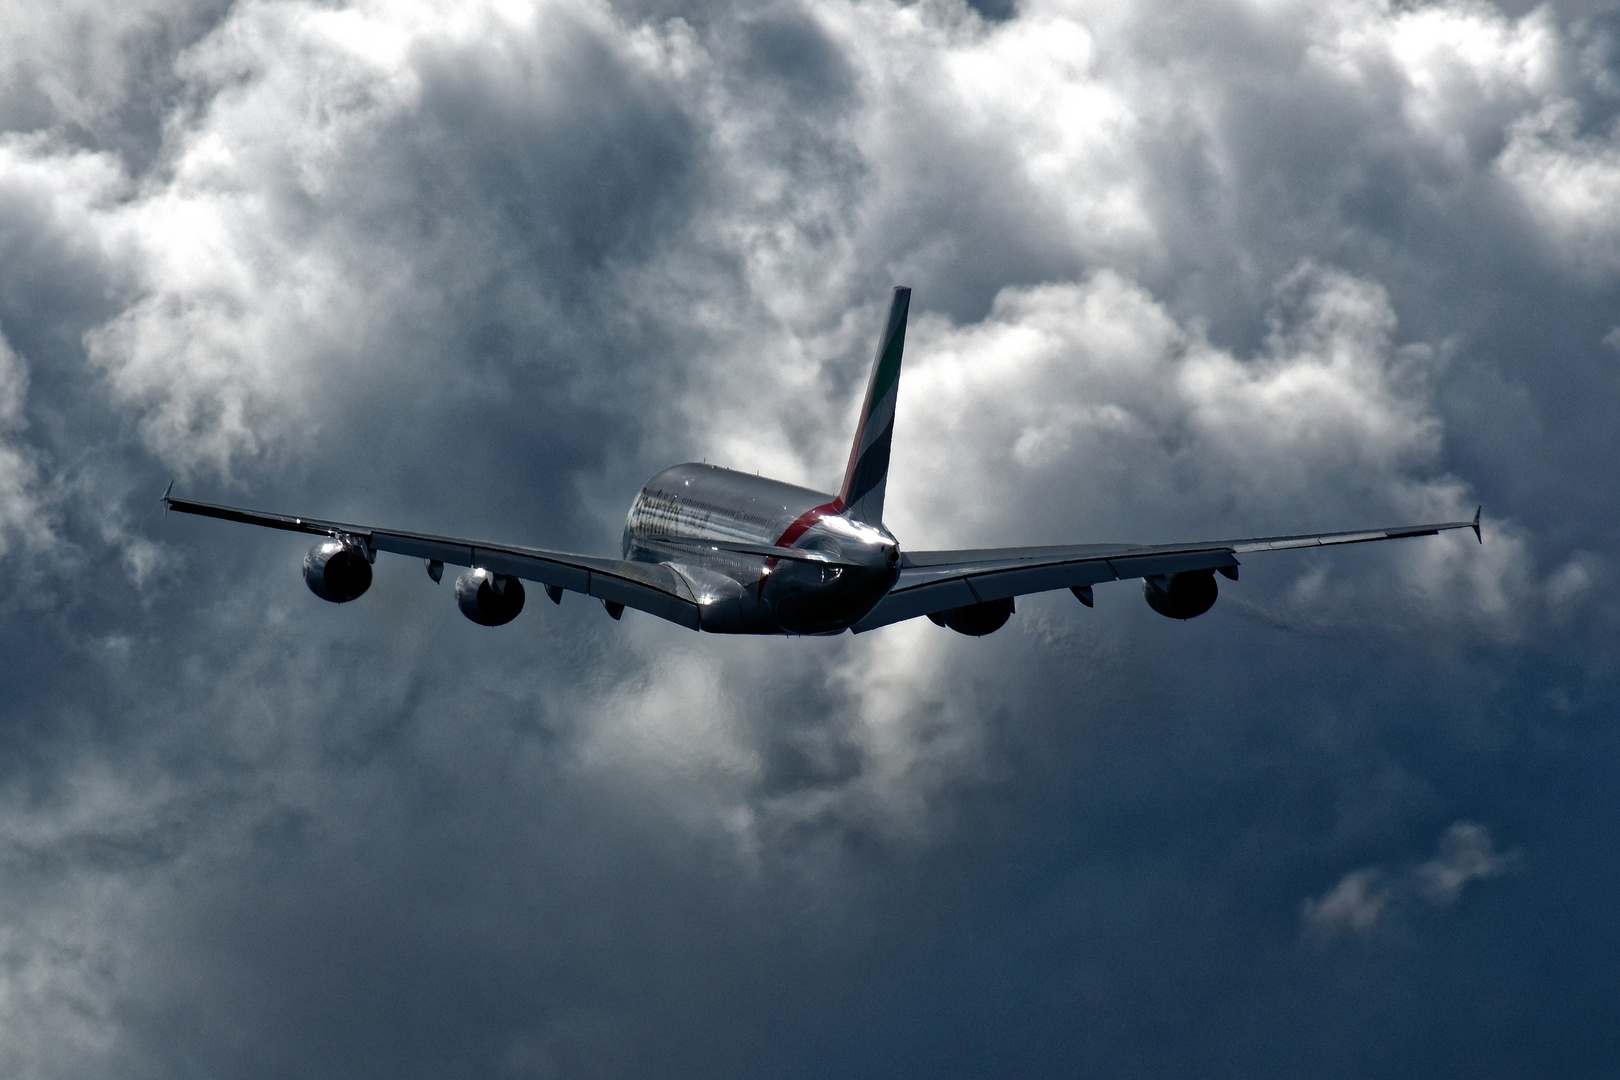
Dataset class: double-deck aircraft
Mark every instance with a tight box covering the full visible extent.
[164,288,1481,636]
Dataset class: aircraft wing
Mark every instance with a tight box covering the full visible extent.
[163,495,702,630]
[851,510,1482,633]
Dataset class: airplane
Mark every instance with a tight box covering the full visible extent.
[163,287,1482,636]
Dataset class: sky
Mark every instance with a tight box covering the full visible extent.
[1,0,1618,1075]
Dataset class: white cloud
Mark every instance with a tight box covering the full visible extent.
[1304,867,1390,933]
[0,0,222,133]
[1305,820,1517,935]
[1415,819,1515,905]
[3,0,1604,489]
[0,324,51,556]
[68,0,706,476]
[881,265,1527,625]
[1310,0,1559,158]
[1499,100,1620,273]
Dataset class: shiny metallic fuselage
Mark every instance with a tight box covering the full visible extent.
[623,463,899,634]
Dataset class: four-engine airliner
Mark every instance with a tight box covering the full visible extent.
[164,287,1481,636]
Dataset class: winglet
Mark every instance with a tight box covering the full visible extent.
[162,480,174,515]
[1472,505,1482,544]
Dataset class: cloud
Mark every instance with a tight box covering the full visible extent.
[0,325,51,555]
[1304,867,1390,933]
[1415,819,1516,904]
[1305,820,1517,936]
[0,0,1614,1076]
[885,263,1460,542]
[0,0,229,151]
[1500,100,1620,274]
[70,0,708,477]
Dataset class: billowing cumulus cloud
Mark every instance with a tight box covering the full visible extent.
[0,0,1617,1076]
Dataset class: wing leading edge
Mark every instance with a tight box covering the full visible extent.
[164,495,703,629]
[851,510,1482,633]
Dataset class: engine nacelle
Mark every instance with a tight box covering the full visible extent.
[1142,570,1218,620]
[303,537,373,603]
[927,596,1015,636]
[455,567,526,626]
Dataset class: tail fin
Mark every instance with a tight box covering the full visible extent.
[838,286,910,525]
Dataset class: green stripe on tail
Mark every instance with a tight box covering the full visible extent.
[838,287,910,525]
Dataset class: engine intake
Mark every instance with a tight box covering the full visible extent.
[455,568,526,626]
[1142,570,1218,620]
[928,596,1015,636]
[303,538,372,603]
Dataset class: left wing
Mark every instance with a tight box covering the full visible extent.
[852,510,1482,632]
[164,494,703,629]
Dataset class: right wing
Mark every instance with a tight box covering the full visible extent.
[852,510,1482,633]
[164,495,703,629]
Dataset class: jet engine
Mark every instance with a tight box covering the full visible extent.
[1142,570,1218,620]
[303,537,372,603]
[455,567,526,626]
[927,597,1015,636]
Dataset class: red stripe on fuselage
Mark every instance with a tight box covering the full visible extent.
[775,497,844,548]
[758,497,844,597]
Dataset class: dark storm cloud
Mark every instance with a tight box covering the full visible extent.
[0,0,1618,1077]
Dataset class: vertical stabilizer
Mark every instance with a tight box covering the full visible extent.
[838,286,910,525]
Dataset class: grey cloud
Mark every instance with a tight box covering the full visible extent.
[736,8,856,107]
[0,0,235,172]
[0,0,1616,1077]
